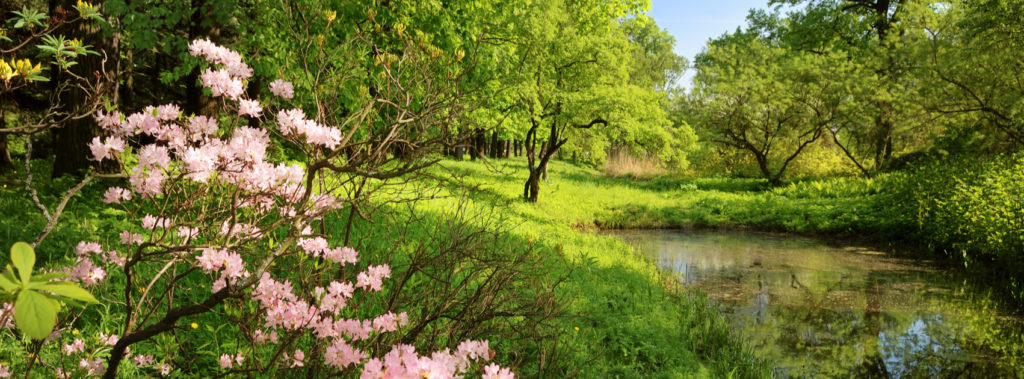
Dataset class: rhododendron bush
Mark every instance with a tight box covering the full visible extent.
[0,30,515,377]
[83,39,508,377]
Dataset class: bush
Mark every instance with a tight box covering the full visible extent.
[892,153,1024,298]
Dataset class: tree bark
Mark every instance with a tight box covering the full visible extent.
[50,0,116,178]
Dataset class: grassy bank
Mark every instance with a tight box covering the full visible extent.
[0,158,772,377]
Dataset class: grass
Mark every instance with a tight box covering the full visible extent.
[0,157,774,377]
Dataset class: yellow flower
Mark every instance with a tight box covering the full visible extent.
[10,59,41,78]
[190,322,198,329]
[324,10,337,24]
[574,326,579,332]
[72,329,81,335]
[0,60,14,82]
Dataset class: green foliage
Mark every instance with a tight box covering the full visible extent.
[890,153,1024,298]
[1,242,97,340]
[9,6,47,29]
[35,34,100,70]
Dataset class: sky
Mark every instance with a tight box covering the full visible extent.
[647,0,777,88]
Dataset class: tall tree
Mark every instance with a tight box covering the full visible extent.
[690,32,851,185]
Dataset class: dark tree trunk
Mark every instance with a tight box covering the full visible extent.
[0,133,12,173]
[489,130,500,158]
[470,129,485,160]
[50,0,116,178]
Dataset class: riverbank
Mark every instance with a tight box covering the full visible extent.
[0,158,772,377]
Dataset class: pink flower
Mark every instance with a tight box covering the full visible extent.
[129,169,166,198]
[158,363,171,375]
[181,144,220,182]
[106,250,126,267]
[188,115,219,138]
[218,354,233,369]
[484,364,515,379]
[89,136,126,161]
[201,68,244,99]
[155,104,180,121]
[98,332,118,346]
[289,349,304,368]
[178,227,200,240]
[103,187,133,204]
[238,99,262,118]
[269,79,294,99]
[120,230,144,245]
[324,340,365,370]
[95,110,122,131]
[79,358,104,376]
[324,246,358,265]
[133,354,154,367]
[276,109,306,136]
[226,126,269,162]
[356,265,391,291]
[141,214,171,229]
[63,338,85,354]
[298,237,329,256]
[253,329,278,344]
[70,259,105,286]
[138,145,172,169]
[75,241,103,256]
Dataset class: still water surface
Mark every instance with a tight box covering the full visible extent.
[613,230,1024,378]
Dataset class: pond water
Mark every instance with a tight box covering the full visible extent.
[612,230,1024,378]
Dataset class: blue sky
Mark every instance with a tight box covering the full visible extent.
[647,0,777,87]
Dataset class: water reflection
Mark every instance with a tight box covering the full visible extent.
[613,230,1023,378]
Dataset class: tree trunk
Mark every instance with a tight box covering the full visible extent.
[51,0,117,178]
[489,130,500,158]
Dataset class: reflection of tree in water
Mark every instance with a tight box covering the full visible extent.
[615,230,1024,377]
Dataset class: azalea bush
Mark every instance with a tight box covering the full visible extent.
[0,17,515,376]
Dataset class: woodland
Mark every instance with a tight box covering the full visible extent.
[0,0,1022,377]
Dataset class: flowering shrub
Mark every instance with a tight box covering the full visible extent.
[4,39,512,378]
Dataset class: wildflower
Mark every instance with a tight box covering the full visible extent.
[98,332,118,345]
[63,339,85,354]
[79,358,103,375]
[190,322,198,329]
[132,354,154,367]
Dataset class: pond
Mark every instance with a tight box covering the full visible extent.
[612,230,1024,378]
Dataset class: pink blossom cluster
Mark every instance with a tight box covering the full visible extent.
[357,341,508,379]
[196,248,248,292]
[77,40,515,378]
[219,354,244,369]
[276,108,343,149]
[189,39,254,80]
[70,241,125,286]
[189,39,252,100]
[356,265,391,291]
[269,79,294,99]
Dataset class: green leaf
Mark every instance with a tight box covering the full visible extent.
[0,272,18,292]
[15,290,57,340]
[31,282,98,303]
[11,242,34,285]
[30,272,70,282]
